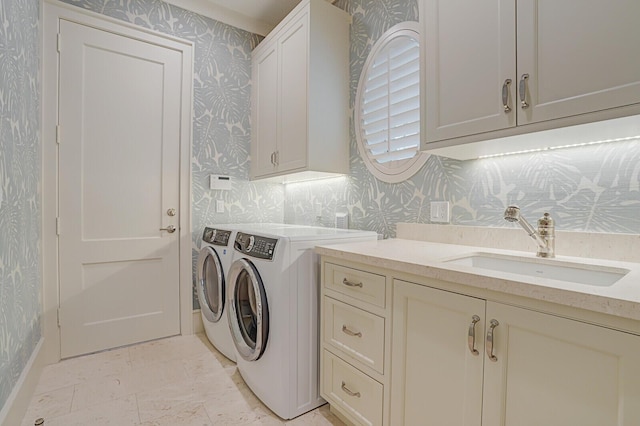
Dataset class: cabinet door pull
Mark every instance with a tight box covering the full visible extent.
[502,79,512,112]
[341,381,361,398]
[519,74,530,109]
[342,278,363,288]
[467,315,481,356]
[342,325,362,338]
[270,152,276,165]
[274,150,279,166]
[486,319,499,362]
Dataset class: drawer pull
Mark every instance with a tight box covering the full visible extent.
[342,325,362,338]
[486,319,499,362]
[341,381,361,398]
[342,278,363,288]
[467,315,480,356]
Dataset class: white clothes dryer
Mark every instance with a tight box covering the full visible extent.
[226,224,377,419]
[196,226,238,362]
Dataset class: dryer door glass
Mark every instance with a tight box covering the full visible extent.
[236,269,258,348]
[196,246,224,322]
[227,258,269,361]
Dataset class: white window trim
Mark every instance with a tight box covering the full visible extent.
[355,21,429,184]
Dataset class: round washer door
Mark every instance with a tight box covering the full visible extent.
[196,246,225,323]
[227,258,269,361]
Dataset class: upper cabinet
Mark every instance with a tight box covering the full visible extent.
[420,0,640,158]
[250,0,350,180]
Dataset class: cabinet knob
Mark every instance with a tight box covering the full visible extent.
[468,315,481,356]
[486,319,499,362]
[519,74,530,109]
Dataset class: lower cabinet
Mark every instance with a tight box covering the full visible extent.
[390,280,485,426]
[322,350,384,425]
[391,279,640,426]
[320,260,390,426]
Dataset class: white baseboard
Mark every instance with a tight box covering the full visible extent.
[192,310,204,334]
[0,338,45,426]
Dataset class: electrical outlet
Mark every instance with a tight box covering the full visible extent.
[430,201,450,223]
[314,201,322,217]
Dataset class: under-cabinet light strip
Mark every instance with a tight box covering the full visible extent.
[477,135,640,159]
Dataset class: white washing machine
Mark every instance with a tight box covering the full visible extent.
[196,226,238,362]
[226,224,378,419]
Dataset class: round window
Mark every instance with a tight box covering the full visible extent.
[355,22,429,183]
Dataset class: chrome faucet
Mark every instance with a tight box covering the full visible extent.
[503,206,555,258]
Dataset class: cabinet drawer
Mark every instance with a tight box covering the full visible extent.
[324,297,385,374]
[325,262,386,308]
[322,350,383,426]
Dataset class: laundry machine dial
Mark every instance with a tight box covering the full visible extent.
[243,235,255,252]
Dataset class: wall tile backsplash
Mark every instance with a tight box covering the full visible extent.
[0,0,41,412]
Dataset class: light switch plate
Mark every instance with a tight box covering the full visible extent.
[216,200,225,213]
[430,201,450,223]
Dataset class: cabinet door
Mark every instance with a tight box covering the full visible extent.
[421,0,516,144]
[483,302,640,426]
[517,0,640,124]
[251,44,278,178]
[390,280,485,426]
[277,12,309,173]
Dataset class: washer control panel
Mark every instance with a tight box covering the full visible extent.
[234,232,278,260]
[202,227,233,246]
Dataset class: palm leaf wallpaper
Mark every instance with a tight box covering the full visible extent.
[2,0,639,412]
[0,0,41,411]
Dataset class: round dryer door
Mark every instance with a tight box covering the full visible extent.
[196,246,225,323]
[227,258,269,361]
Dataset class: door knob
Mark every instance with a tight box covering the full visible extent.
[167,208,176,217]
[160,225,176,233]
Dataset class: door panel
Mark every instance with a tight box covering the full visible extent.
[390,280,485,426]
[81,44,163,240]
[483,302,640,426]
[278,14,309,171]
[58,20,181,358]
[517,0,640,124]
[422,0,516,143]
[251,45,278,178]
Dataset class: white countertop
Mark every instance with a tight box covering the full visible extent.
[316,238,640,322]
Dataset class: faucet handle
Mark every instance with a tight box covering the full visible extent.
[537,213,555,258]
[537,212,554,233]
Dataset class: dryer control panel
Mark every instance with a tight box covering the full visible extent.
[202,227,233,246]
[234,232,278,260]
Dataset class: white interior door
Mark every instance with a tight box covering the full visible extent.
[58,19,182,358]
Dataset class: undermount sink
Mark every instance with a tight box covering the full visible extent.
[445,252,629,287]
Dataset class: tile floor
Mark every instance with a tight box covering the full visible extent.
[21,334,345,425]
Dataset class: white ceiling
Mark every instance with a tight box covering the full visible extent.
[164,0,303,36]
[207,0,303,28]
